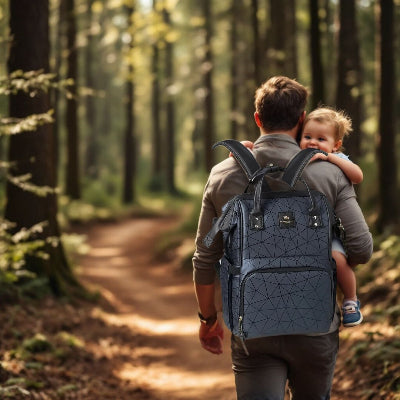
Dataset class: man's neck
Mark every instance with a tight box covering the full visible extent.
[260,129,298,140]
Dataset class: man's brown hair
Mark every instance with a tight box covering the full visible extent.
[254,76,308,132]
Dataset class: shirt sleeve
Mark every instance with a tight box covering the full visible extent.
[334,152,351,162]
[192,179,223,285]
[334,174,373,265]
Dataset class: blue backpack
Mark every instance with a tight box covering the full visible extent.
[204,140,341,354]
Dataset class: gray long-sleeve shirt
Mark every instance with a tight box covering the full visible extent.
[193,134,373,285]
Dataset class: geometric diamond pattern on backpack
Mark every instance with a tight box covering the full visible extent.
[219,190,336,340]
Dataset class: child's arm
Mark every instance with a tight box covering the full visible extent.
[311,153,363,184]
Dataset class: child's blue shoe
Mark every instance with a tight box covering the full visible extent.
[342,300,363,327]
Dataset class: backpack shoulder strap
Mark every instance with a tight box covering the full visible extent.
[282,148,328,187]
[213,139,261,181]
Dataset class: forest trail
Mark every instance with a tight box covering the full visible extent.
[78,217,356,400]
[78,217,236,400]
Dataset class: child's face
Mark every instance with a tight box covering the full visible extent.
[300,120,341,153]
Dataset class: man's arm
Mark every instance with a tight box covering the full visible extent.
[335,178,373,265]
[193,177,225,354]
[194,282,217,318]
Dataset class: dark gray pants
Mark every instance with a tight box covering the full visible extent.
[231,331,339,400]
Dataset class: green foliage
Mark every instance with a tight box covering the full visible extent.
[6,173,57,197]
[153,195,201,269]
[0,69,73,97]
[0,220,47,286]
[56,331,84,348]
[22,333,53,353]
[0,112,54,136]
[379,235,400,264]
[0,384,31,398]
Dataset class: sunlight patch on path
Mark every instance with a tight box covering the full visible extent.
[102,312,198,336]
[117,363,235,400]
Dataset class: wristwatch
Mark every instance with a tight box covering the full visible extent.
[198,312,217,326]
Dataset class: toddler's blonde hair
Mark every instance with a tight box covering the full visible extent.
[304,106,353,151]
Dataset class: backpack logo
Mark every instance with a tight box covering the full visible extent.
[278,212,296,228]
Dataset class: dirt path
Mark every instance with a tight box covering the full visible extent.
[77,217,362,400]
[78,217,236,400]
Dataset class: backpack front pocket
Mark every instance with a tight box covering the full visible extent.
[239,267,335,339]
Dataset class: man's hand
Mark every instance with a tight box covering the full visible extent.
[199,320,224,354]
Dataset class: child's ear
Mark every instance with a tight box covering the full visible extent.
[333,140,342,152]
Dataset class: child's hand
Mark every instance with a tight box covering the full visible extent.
[229,140,254,157]
[310,152,329,162]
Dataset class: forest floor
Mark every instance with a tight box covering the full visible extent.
[1,216,399,399]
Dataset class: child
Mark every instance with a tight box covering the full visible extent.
[299,107,363,327]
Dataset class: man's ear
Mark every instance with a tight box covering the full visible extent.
[333,140,342,152]
[254,112,262,128]
[295,111,306,142]
[299,111,306,125]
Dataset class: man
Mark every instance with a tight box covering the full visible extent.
[192,76,373,400]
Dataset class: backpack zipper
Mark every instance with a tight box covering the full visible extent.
[238,315,249,356]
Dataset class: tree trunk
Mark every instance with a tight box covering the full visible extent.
[202,0,214,172]
[164,5,177,193]
[230,0,239,141]
[6,0,80,295]
[65,0,80,199]
[322,0,335,104]
[50,0,67,178]
[251,0,261,85]
[84,0,99,179]
[286,0,298,78]
[150,0,163,190]
[268,0,286,75]
[309,0,325,108]
[123,5,136,204]
[376,0,398,231]
[336,0,363,164]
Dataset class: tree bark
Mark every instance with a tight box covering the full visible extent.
[202,0,214,172]
[376,0,398,231]
[50,0,67,178]
[164,5,177,193]
[6,0,80,295]
[65,0,80,199]
[150,0,163,189]
[309,0,325,108]
[230,0,239,141]
[84,0,99,179]
[268,0,286,75]
[286,0,298,78]
[123,4,136,204]
[336,0,363,163]
[251,0,261,85]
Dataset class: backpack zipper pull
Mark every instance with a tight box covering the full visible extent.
[239,316,249,356]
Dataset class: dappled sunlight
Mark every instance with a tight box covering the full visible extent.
[117,362,234,400]
[128,315,197,335]
[133,346,175,359]
[89,247,123,257]
[160,283,194,296]
[101,311,198,336]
